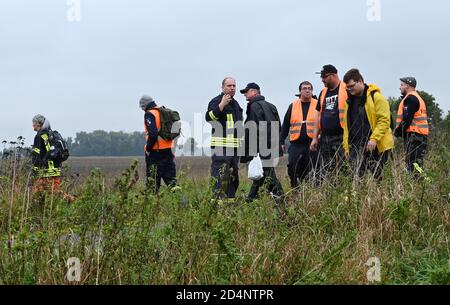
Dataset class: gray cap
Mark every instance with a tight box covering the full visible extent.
[139,95,154,109]
[32,114,46,125]
[400,77,417,88]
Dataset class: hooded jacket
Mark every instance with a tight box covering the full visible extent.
[343,84,394,154]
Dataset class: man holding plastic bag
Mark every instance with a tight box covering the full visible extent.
[240,83,284,202]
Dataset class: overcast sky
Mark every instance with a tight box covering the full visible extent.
[1,0,449,146]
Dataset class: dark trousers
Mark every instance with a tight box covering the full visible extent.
[349,145,390,180]
[211,155,240,199]
[145,151,177,193]
[247,167,284,201]
[404,133,428,174]
[287,143,314,187]
[318,133,345,179]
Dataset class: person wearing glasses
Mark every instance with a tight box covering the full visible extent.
[310,65,348,181]
[342,68,393,180]
[281,81,319,187]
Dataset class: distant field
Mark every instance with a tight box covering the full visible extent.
[66,156,290,183]
[66,157,287,180]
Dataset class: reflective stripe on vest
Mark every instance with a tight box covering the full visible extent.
[226,113,234,129]
[41,134,51,153]
[209,110,219,121]
[319,82,348,129]
[144,107,174,151]
[210,136,241,148]
[396,91,429,136]
[33,166,61,178]
[290,98,318,141]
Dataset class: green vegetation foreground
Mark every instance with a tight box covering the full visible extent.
[0,132,449,284]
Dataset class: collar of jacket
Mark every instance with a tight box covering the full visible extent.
[299,98,312,103]
[145,101,157,111]
[347,85,369,105]
[248,95,265,104]
[36,129,49,138]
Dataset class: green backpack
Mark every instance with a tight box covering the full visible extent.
[156,106,181,140]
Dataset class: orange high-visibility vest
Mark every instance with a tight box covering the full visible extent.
[396,91,429,136]
[290,98,318,141]
[319,82,348,129]
[144,107,174,151]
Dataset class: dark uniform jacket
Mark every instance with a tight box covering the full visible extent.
[32,129,61,178]
[206,93,243,156]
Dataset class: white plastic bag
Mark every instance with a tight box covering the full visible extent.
[248,154,264,181]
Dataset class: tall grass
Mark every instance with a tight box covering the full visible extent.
[0,132,449,284]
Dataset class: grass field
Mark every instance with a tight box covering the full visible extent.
[0,135,449,285]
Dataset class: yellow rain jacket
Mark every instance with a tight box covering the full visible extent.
[343,84,394,154]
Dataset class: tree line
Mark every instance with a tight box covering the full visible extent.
[67,131,146,157]
[66,131,204,157]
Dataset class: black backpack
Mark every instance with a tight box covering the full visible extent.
[154,106,181,140]
[47,130,70,162]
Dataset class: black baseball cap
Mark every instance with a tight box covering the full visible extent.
[400,77,417,88]
[316,64,338,77]
[240,82,260,94]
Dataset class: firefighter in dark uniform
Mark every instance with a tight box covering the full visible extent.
[205,77,243,202]
[394,77,429,174]
[140,95,178,193]
[31,114,74,202]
